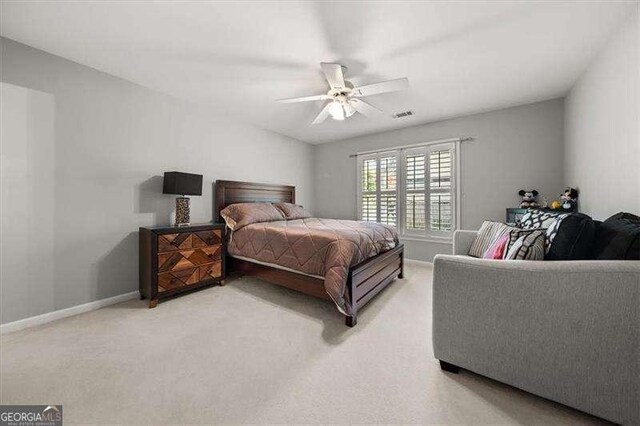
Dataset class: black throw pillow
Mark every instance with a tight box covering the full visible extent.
[545,213,596,260]
[593,212,640,260]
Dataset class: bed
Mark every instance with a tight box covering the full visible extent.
[215,180,404,326]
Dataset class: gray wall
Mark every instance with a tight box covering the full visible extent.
[6,12,638,323]
[314,99,565,261]
[0,38,314,324]
[565,12,639,220]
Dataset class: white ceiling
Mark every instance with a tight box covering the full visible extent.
[1,1,635,144]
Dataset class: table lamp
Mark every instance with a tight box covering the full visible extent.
[162,171,203,226]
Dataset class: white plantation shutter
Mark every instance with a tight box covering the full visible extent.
[357,140,457,239]
[429,149,453,231]
[430,193,452,230]
[379,155,397,225]
[405,193,425,229]
[358,152,398,226]
[404,150,426,231]
[360,158,377,222]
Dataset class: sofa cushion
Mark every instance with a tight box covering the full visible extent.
[545,213,597,260]
[505,229,546,260]
[469,221,518,257]
[593,212,640,260]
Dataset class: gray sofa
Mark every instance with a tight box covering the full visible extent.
[433,230,640,425]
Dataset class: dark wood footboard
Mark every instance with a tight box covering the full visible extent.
[345,244,404,326]
[227,244,404,327]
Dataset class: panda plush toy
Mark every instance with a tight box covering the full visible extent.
[518,190,539,208]
[560,187,578,211]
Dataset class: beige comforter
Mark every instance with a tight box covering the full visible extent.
[227,218,398,315]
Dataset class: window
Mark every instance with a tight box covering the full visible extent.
[357,142,458,240]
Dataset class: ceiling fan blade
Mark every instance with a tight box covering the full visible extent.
[311,103,333,125]
[350,99,383,117]
[351,78,409,97]
[321,62,346,90]
[277,94,330,103]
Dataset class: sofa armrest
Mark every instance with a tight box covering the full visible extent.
[453,230,478,255]
[432,254,640,424]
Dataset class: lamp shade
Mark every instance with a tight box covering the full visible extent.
[162,172,203,196]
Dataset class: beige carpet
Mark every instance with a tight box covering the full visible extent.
[1,262,607,424]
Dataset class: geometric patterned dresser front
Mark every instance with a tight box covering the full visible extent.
[139,224,226,308]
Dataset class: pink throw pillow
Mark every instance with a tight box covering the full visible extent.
[483,233,509,259]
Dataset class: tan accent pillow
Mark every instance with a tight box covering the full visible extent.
[220,203,284,231]
[273,202,312,220]
[504,229,546,260]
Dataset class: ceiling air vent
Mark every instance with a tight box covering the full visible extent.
[392,110,414,119]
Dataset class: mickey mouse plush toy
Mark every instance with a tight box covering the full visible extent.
[560,187,578,211]
[518,190,539,208]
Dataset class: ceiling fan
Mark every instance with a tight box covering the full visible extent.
[277,63,409,124]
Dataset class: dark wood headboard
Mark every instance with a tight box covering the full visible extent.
[215,180,295,222]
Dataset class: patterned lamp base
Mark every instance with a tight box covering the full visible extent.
[175,197,191,227]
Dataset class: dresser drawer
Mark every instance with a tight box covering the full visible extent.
[157,245,222,272]
[157,229,222,253]
[157,260,222,293]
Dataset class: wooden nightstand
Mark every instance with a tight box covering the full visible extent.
[139,223,226,308]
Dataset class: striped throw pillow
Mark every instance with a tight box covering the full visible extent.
[504,229,546,260]
[469,221,519,257]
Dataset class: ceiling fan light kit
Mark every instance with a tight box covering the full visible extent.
[328,101,345,120]
[327,95,356,121]
[277,62,409,125]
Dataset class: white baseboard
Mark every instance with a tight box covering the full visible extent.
[1,291,139,335]
[404,258,433,266]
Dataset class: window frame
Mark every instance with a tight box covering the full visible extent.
[357,141,460,242]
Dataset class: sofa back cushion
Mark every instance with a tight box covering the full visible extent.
[593,212,640,260]
[545,213,596,260]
